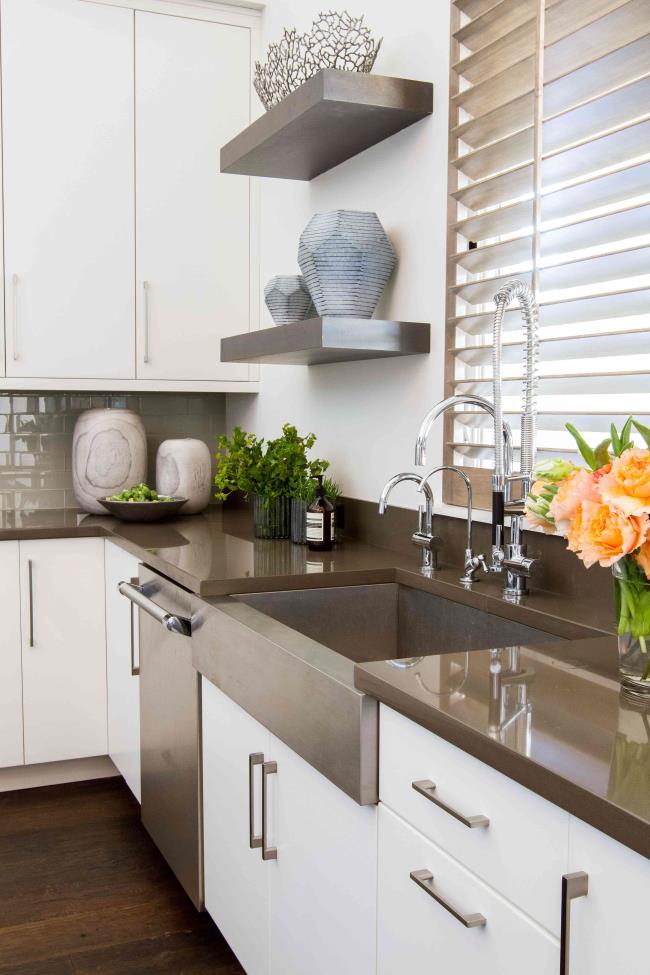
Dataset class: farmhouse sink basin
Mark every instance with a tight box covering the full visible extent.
[234,583,561,663]
[193,582,564,805]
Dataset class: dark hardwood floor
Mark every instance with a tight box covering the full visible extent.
[0,777,244,974]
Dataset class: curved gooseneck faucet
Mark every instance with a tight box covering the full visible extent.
[417,465,487,586]
[379,472,438,574]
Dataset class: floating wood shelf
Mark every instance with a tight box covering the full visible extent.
[220,70,433,181]
[221,318,430,366]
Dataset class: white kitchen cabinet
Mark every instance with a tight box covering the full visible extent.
[135,12,252,382]
[566,816,650,974]
[105,542,141,802]
[202,679,378,975]
[267,734,377,975]
[0,541,24,768]
[2,0,135,380]
[377,803,559,975]
[203,679,271,975]
[20,538,107,764]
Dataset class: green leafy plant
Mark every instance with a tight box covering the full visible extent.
[214,424,329,505]
[322,476,342,503]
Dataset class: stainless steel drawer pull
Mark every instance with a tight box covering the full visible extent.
[262,760,277,861]
[249,753,264,850]
[129,576,140,676]
[27,558,35,647]
[142,280,151,364]
[560,872,588,975]
[412,779,489,829]
[118,581,192,637]
[410,870,486,929]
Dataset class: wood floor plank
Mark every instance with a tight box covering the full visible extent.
[0,779,242,973]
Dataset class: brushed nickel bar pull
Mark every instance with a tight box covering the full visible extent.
[27,558,34,647]
[249,753,264,850]
[412,779,489,829]
[410,870,486,928]
[262,760,277,861]
[129,576,140,676]
[12,274,19,361]
[118,581,191,637]
[560,872,588,975]
[142,280,150,364]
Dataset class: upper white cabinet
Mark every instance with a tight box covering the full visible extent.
[105,542,141,802]
[0,0,256,389]
[135,12,252,382]
[19,537,107,764]
[2,0,135,380]
[0,541,24,768]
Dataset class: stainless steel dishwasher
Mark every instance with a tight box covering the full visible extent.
[119,566,203,910]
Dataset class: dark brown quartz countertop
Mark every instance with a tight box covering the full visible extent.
[5,503,650,860]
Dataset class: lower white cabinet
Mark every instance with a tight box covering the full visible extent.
[567,816,650,975]
[202,679,377,975]
[105,542,141,801]
[0,541,24,767]
[377,803,559,975]
[19,538,107,764]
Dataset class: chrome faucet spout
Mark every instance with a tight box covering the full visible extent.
[417,465,487,586]
[378,472,438,574]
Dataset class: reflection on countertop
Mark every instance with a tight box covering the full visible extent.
[355,639,650,858]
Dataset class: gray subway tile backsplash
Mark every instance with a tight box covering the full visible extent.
[0,391,226,511]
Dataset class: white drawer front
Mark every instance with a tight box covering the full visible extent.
[378,804,559,975]
[379,704,569,934]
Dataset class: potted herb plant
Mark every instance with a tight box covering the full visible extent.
[214,424,328,540]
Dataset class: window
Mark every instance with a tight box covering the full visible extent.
[445,0,650,508]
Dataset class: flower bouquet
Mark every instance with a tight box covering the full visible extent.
[526,418,650,696]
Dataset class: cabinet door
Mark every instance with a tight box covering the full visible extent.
[135,12,251,382]
[202,679,270,975]
[567,816,650,974]
[20,538,107,764]
[377,804,559,975]
[105,542,141,802]
[0,541,23,767]
[267,734,377,975]
[2,0,135,379]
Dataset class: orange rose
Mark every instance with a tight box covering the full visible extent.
[636,541,650,580]
[568,500,649,568]
[550,468,601,536]
[599,448,650,517]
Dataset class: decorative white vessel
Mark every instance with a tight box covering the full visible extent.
[156,438,212,514]
[72,409,147,514]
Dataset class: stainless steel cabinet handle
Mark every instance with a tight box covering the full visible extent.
[118,581,192,637]
[129,576,140,676]
[262,760,277,861]
[560,872,588,974]
[249,753,264,849]
[412,779,489,829]
[142,280,150,364]
[27,558,34,647]
[410,870,486,928]
[12,274,19,361]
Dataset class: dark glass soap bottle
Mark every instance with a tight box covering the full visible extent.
[306,475,335,552]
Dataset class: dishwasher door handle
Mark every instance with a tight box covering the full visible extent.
[118,581,192,637]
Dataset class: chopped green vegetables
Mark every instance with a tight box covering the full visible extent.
[108,483,174,503]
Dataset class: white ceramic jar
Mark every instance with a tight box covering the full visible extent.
[72,408,147,514]
[156,438,212,514]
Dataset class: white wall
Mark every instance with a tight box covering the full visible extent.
[227,0,451,513]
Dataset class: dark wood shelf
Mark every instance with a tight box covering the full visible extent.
[220,69,433,181]
[221,318,430,366]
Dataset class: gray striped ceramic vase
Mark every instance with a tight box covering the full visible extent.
[264,275,316,325]
[297,210,397,319]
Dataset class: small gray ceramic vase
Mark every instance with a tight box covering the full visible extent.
[264,274,316,325]
[72,408,147,514]
[156,439,212,514]
[298,210,397,319]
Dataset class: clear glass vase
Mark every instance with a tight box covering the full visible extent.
[613,557,650,697]
[251,494,290,540]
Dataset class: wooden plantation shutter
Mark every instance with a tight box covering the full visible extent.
[445,0,650,508]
